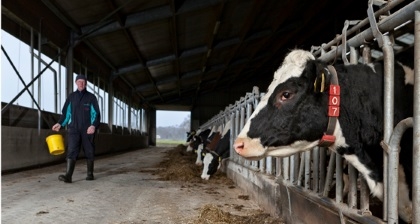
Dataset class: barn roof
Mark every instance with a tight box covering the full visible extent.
[1,0,415,110]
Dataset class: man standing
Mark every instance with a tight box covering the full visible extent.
[52,75,101,183]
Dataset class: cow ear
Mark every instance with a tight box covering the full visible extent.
[306,60,330,93]
[313,68,328,93]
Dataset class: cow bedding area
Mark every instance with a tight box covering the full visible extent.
[153,144,285,224]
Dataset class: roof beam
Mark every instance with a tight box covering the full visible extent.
[169,0,182,98]
[105,0,163,101]
[80,0,222,38]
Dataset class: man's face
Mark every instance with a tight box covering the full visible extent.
[75,79,86,91]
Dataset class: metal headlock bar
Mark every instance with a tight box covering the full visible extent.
[198,1,419,223]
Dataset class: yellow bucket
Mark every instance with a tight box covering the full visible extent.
[46,134,65,155]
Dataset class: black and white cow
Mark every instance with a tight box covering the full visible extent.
[184,130,196,147]
[186,128,211,152]
[201,120,232,180]
[233,49,414,222]
[195,125,222,166]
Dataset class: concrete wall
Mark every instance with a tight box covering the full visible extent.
[224,160,384,224]
[1,126,148,172]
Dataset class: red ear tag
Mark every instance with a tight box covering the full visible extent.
[319,134,336,147]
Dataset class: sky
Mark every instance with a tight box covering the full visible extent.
[156,110,190,127]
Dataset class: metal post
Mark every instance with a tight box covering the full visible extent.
[235,109,240,164]
[348,46,358,208]
[283,157,290,181]
[304,151,311,190]
[230,111,235,162]
[323,152,336,197]
[319,147,326,193]
[335,154,343,203]
[368,1,395,219]
[297,152,305,186]
[313,147,319,193]
[31,28,35,109]
[412,10,420,224]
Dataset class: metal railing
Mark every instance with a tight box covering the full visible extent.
[200,1,419,223]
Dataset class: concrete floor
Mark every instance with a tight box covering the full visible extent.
[1,146,263,224]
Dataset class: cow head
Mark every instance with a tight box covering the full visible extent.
[234,49,341,159]
[186,130,196,142]
[201,151,220,180]
[195,144,205,166]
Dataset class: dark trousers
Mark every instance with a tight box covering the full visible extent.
[67,130,95,161]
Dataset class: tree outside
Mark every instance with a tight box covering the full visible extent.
[156,115,190,142]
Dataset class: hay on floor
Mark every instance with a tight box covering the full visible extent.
[193,204,285,224]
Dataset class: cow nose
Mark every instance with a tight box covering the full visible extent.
[233,139,245,154]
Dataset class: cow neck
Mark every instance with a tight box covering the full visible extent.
[318,65,340,147]
[210,150,220,159]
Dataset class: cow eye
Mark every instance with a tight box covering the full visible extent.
[278,91,294,102]
[281,92,291,100]
[274,91,293,108]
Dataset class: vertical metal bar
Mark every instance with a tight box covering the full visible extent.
[37,31,42,133]
[290,153,300,185]
[348,46,358,209]
[412,10,420,224]
[266,156,272,175]
[293,153,299,184]
[323,152,336,197]
[383,35,396,222]
[348,165,357,209]
[230,112,235,162]
[297,152,305,186]
[304,151,311,190]
[335,153,343,203]
[283,157,290,181]
[240,104,249,167]
[313,147,319,193]
[57,48,61,113]
[235,109,240,164]
[290,154,296,184]
[368,1,394,219]
[31,28,35,109]
[349,46,359,64]
[320,147,326,193]
[276,158,281,178]
[360,177,371,215]
[362,45,372,64]
[360,44,372,214]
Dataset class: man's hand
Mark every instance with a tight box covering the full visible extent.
[52,123,61,132]
[87,125,96,134]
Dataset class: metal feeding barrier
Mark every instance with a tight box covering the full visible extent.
[200,1,419,223]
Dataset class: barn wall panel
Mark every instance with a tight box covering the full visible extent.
[1,126,148,172]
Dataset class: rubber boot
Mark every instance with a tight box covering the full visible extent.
[58,159,76,183]
[86,160,94,181]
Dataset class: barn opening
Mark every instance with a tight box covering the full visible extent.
[156,110,191,145]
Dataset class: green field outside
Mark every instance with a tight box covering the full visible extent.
[156,139,185,146]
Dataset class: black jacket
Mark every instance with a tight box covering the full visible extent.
[58,89,101,132]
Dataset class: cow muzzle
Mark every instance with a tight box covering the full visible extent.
[233,137,267,160]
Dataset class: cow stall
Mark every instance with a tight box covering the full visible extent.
[199,1,419,224]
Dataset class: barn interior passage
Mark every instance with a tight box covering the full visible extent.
[1,0,420,224]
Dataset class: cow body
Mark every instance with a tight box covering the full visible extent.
[233,49,413,222]
[201,120,231,180]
